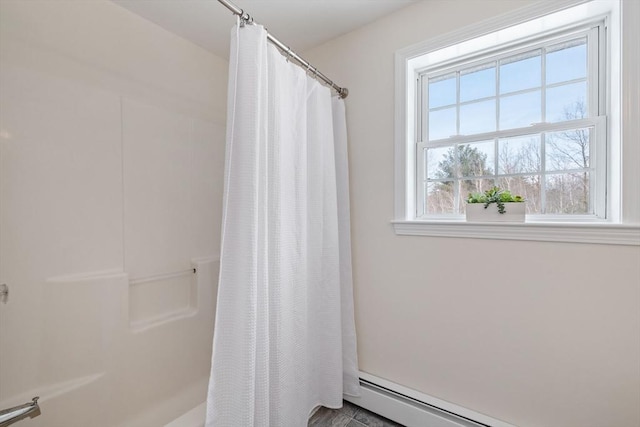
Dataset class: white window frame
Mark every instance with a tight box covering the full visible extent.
[416,24,605,220]
[392,0,640,245]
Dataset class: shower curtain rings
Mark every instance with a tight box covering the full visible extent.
[238,8,253,26]
[307,64,318,80]
[217,0,348,98]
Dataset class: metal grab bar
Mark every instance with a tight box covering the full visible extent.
[0,397,40,426]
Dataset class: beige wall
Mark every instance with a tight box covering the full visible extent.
[305,1,640,426]
[0,1,227,425]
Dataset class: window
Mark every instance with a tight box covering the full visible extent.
[393,0,640,245]
[417,27,605,219]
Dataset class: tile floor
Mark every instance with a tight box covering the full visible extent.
[308,401,404,427]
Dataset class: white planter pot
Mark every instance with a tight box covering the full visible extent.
[465,202,525,222]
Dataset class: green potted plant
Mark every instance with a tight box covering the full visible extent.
[466,186,525,222]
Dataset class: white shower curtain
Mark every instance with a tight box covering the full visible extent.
[205,23,359,427]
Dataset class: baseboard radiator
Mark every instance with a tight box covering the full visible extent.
[345,373,517,427]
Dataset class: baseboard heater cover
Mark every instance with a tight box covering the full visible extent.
[345,373,516,427]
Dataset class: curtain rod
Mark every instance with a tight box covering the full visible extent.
[216,0,349,99]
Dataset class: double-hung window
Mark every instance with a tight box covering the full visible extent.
[417,24,605,220]
[394,0,640,244]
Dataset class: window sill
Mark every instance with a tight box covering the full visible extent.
[391,220,640,246]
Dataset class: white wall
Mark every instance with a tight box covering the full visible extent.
[305,1,640,426]
[0,1,227,425]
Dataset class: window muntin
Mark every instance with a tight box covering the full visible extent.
[417,26,604,219]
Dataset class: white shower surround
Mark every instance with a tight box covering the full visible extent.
[0,1,227,425]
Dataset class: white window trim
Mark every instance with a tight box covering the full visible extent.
[393,0,640,245]
[391,221,640,246]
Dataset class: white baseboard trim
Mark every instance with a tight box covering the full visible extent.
[345,372,516,427]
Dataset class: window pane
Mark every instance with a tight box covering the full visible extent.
[498,134,541,174]
[458,141,495,177]
[546,82,587,122]
[545,173,591,214]
[499,91,541,130]
[427,143,495,180]
[546,128,591,172]
[460,64,495,102]
[500,51,541,94]
[426,181,455,214]
[429,107,456,140]
[496,176,542,214]
[546,39,587,85]
[460,99,496,135]
[426,146,454,179]
[429,75,456,108]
